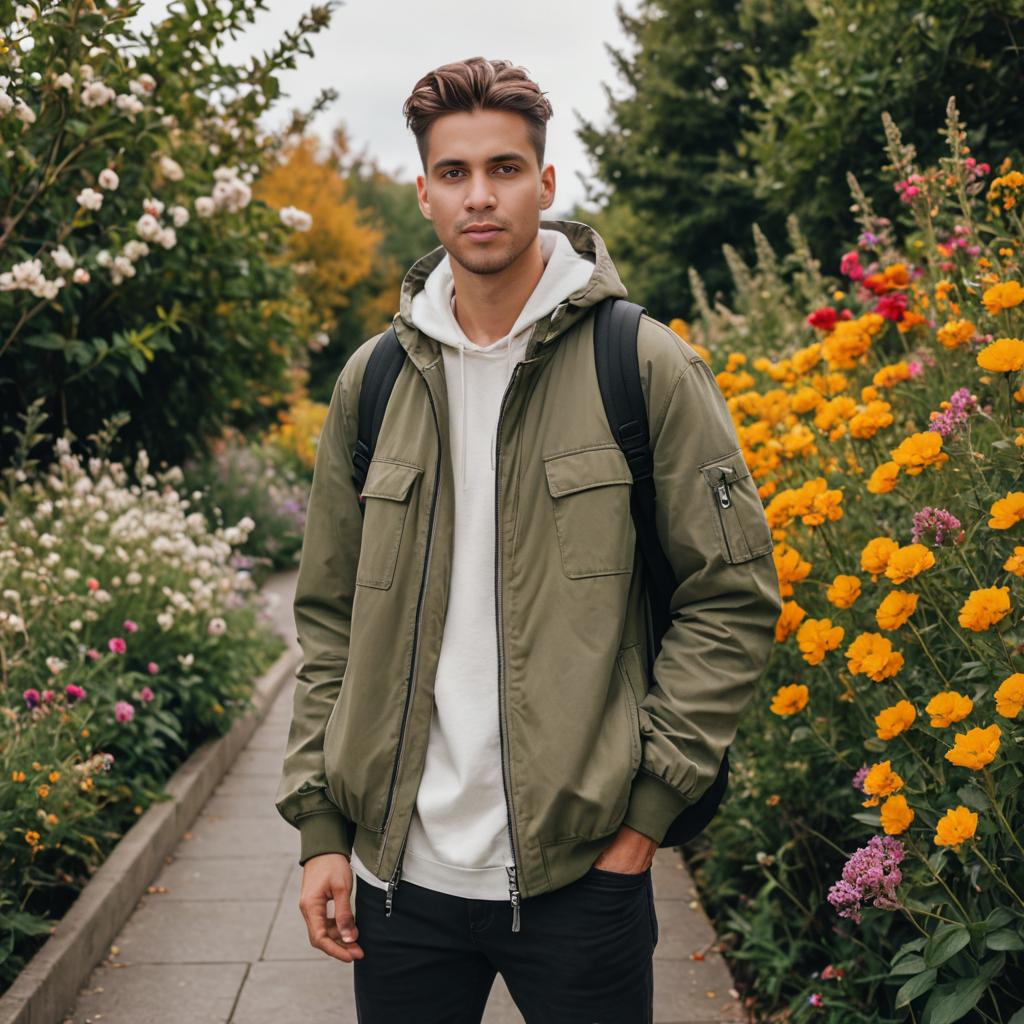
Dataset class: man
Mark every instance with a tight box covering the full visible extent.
[275,56,782,1023]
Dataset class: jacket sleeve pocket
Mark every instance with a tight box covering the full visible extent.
[355,458,423,589]
[699,449,774,564]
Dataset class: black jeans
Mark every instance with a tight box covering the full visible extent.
[352,864,659,1023]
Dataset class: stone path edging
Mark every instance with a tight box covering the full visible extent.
[0,586,301,1024]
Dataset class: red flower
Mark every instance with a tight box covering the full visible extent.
[875,292,908,322]
[807,306,839,331]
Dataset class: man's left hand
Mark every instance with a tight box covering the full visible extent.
[591,824,658,874]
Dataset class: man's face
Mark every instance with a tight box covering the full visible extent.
[416,107,556,276]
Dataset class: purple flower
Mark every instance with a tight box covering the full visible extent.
[911,506,962,546]
[851,764,869,792]
[827,835,905,924]
[928,387,978,439]
[23,688,41,709]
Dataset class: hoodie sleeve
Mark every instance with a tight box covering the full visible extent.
[621,320,783,845]
[274,358,364,865]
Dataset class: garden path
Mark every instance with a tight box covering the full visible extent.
[66,570,744,1023]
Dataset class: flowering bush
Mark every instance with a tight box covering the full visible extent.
[0,0,339,468]
[679,100,1024,1022]
[0,401,283,990]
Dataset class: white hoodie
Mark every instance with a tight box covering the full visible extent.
[349,227,596,899]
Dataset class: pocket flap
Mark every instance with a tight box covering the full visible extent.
[699,448,752,489]
[543,445,633,498]
[360,459,423,501]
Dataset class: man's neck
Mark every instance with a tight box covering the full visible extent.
[450,232,546,348]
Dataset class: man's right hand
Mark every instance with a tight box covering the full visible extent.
[299,852,365,962]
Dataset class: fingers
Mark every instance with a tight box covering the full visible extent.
[299,886,364,963]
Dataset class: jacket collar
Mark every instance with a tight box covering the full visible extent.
[391,218,628,370]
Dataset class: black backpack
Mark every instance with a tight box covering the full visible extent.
[350,295,729,848]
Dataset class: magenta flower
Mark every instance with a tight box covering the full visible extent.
[840,251,865,280]
[928,386,978,439]
[123,619,139,633]
[86,648,101,661]
[808,993,824,1007]
[108,636,127,654]
[42,689,56,703]
[23,688,41,709]
[114,700,135,723]
[851,764,869,792]
[875,292,908,322]
[911,506,962,546]
[146,661,159,675]
[907,360,924,378]
[65,683,87,702]
[139,686,155,702]
[828,836,905,924]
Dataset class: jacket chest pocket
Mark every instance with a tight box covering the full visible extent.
[356,458,423,589]
[699,448,774,563]
[543,445,635,579]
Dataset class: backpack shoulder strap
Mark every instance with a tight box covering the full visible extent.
[351,326,406,512]
[592,297,678,672]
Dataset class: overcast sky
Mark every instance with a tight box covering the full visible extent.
[134,0,641,215]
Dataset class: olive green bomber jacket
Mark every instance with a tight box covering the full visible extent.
[274,218,783,917]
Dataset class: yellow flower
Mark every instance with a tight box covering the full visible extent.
[845,632,905,682]
[1003,546,1024,575]
[873,362,911,388]
[889,432,949,475]
[925,691,974,728]
[862,760,904,807]
[36,784,49,799]
[981,280,1024,314]
[827,574,861,609]
[944,723,1001,770]
[25,830,40,845]
[934,806,978,848]
[770,683,809,716]
[775,600,806,643]
[875,700,916,740]
[861,536,900,578]
[994,673,1024,718]
[957,585,1011,631]
[773,542,812,597]
[875,590,918,630]
[977,337,1024,373]
[884,544,936,584]
[881,794,915,835]
[936,319,975,349]
[866,461,900,494]
[796,618,845,665]
[989,491,1024,529]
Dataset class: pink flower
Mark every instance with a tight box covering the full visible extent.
[65,683,87,702]
[146,661,159,675]
[907,360,923,378]
[114,700,135,723]
[840,251,864,281]
[139,686,155,702]
[86,648,101,661]
[108,636,126,654]
[875,292,908,322]
[42,689,56,703]
[86,578,100,591]
[808,992,824,1007]
[23,688,42,709]
[123,619,139,633]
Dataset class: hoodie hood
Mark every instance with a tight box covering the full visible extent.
[402,219,628,490]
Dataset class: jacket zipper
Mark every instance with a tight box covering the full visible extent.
[495,361,525,932]
[381,372,442,919]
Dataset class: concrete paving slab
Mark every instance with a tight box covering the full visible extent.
[172,813,296,859]
[151,854,294,902]
[231,961,356,1023]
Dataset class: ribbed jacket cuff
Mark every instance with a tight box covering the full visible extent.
[297,810,354,865]
[622,771,692,845]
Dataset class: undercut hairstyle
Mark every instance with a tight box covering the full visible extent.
[403,57,554,173]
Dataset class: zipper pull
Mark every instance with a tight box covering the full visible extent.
[714,466,735,509]
[506,865,521,933]
[385,851,404,918]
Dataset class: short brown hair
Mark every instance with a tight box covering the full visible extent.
[403,57,554,172]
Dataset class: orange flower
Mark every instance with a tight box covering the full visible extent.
[889,432,948,476]
[925,691,974,728]
[773,542,812,597]
[934,806,978,848]
[994,673,1024,718]
[845,632,905,682]
[981,280,1024,314]
[875,700,916,740]
[866,461,900,494]
[862,760,904,807]
[880,794,915,835]
[884,544,936,584]
[827,574,861,609]
[861,537,900,578]
[770,683,809,716]
[989,491,1024,529]
[796,617,845,665]
[977,337,1024,373]
[957,586,1011,631]
[944,723,1001,770]
[775,600,807,643]
[875,590,918,630]
[936,319,976,349]
[1003,546,1024,575]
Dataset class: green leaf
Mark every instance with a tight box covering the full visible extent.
[928,975,989,1024]
[24,332,67,351]
[1008,1008,1024,1024]
[924,923,971,968]
[895,968,936,1007]
[984,907,1014,930]
[889,954,928,976]
[956,785,989,811]
[986,929,1024,951]
[853,810,882,827]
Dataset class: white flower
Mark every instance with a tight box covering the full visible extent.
[279,205,312,231]
[308,330,330,353]
[95,249,113,268]
[169,204,189,228]
[76,187,103,211]
[207,616,226,637]
[157,226,176,249]
[16,5,37,22]
[81,81,116,108]
[122,240,149,262]
[110,255,136,284]
[194,195,215,217]
[130,73,156,97]
[157,611,174,631]
[0,91,14,116]
[46,655,67,674]
[54,72,74,91]
[79,64,94,82]
[177,652,194,668]
[136,213,161,241]
[14,99,36,124]
[98,167,119,190]
[158,154,183,181]
[115,93,144,116]
[142,196,164,218]
[51,245,75,271]
[72,266,90,284]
